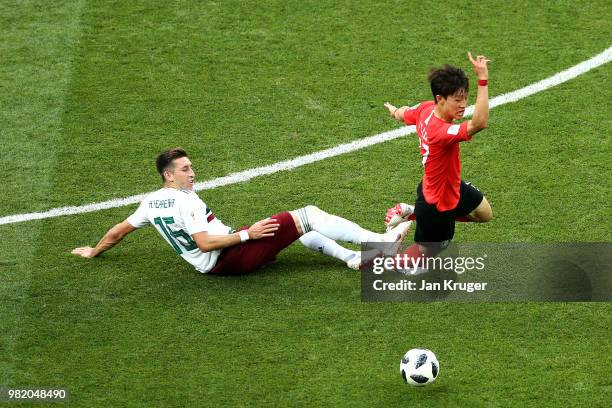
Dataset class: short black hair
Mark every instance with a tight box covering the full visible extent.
[156,147,188,182]
[428,65,469,103]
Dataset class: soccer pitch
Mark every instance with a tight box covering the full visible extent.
[1,0,610,406]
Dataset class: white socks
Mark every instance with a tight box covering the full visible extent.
[294,205,384,244]
[299,232,358,263]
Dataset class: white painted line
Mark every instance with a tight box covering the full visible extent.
[196,124,414,190]
[1,46,610,226]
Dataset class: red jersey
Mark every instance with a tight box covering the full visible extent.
[403,101,471,212]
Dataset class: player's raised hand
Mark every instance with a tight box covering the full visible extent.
[468,52,490,80]
[248,218,280,239]
[71,246,97,258]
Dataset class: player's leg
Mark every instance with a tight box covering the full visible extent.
[210,206,411,275]
[456,180,492,223]
[291,205,410,270]
[400,183,455,273]
[209,212,301,275]
[291,205,411,245]
[299,232,361,270]
[466,196,492,222]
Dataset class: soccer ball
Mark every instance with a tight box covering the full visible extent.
[400,348,439,386]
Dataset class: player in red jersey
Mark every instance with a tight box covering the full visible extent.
[383,52,493,263]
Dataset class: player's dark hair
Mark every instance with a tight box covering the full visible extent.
[156,147,188,182]
[428,65,469,103]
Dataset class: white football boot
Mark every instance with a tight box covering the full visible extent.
[385,203,415,232]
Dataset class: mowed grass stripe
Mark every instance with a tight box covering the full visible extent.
[0,0,86,385]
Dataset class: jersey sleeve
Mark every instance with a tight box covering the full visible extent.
[126,201,150,229]
[181,195,211,235]
[437,121,471,145]
[402,103,421,125]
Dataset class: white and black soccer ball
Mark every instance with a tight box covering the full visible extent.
[400,348,439,386]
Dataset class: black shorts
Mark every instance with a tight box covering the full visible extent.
[414,180,484,244]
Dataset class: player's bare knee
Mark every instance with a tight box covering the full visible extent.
[476,198,493,222]
[478,211,493,223]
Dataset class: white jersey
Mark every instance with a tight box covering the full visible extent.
[127,188,232,273]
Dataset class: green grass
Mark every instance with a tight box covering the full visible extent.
[1,0,611,406]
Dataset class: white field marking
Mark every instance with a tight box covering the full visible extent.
[1,46,610,226]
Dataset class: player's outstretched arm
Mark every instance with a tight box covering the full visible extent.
[467,51,490,136]
[71,220,136,258]
[191,218,279,252]
[384,102,409,122]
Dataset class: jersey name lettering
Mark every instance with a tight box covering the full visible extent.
[149,199,176,209]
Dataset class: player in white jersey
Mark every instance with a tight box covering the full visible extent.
[72,148,411,274]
